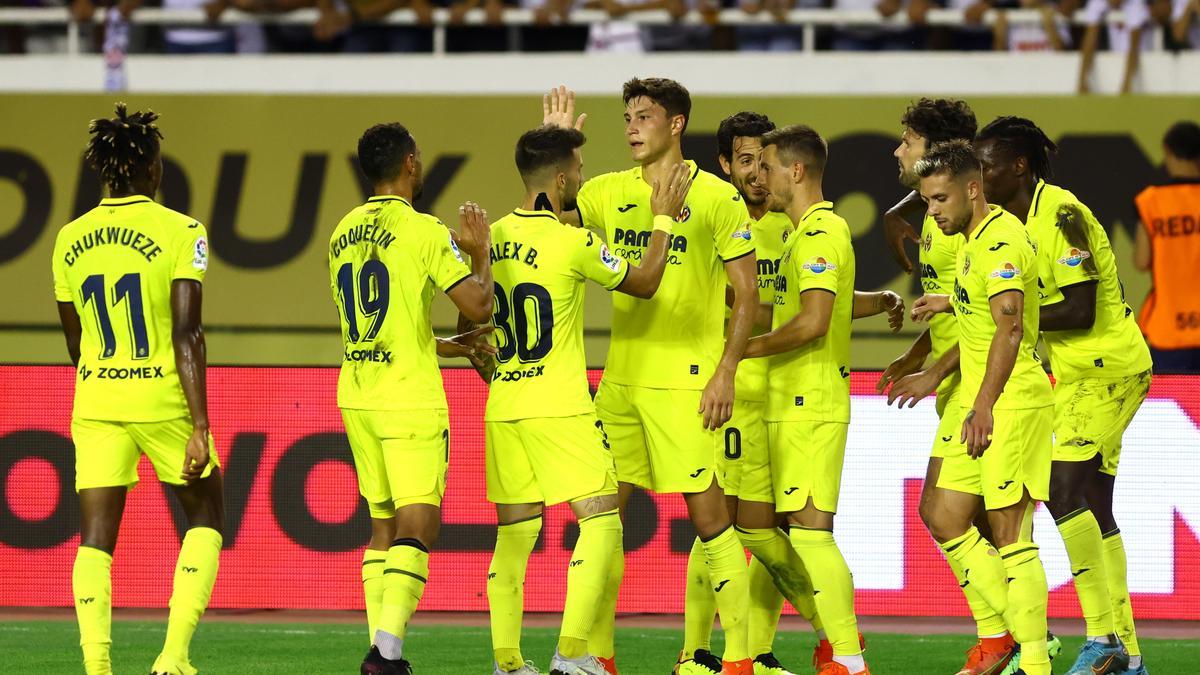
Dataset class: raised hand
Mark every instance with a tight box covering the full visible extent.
[879,290,905,332]
[650,162,694,218]
[542,85,588,130]
[456,201,491,259]
[883,210,921,274]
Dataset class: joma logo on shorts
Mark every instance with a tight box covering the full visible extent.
[96,366,165,380]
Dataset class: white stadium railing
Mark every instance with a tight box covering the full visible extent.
[0,7,1154,56]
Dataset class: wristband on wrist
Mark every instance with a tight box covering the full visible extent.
[652,214,675,234]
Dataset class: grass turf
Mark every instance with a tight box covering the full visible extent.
[2,619,1195,674]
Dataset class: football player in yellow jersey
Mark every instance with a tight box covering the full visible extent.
[330,122,496,675]
[737,124,867,675]
[543,81,761,675]
[52,105,221,675]
[877,100,1035,675]
[477,125,684,675]
[975,117,1152,675]
[911,140,1055,675]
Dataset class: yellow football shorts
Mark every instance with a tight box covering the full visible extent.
[341,408,449,519]
[721,400,771,503]
[485,414,618,506]
[766,420,849,514]
[595,381,722,494]
[71,416,220,491]
[936,405,1052,510]
[1053,370,1151,476]
[931,384,969,459]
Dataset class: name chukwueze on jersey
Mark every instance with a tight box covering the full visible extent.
[62,226,166,266]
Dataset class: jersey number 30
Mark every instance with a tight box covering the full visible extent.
[493,282,553,363]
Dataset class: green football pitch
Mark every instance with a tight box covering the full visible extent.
[3,619,1196,674]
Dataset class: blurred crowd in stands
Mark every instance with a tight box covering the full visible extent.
[0,0,1197,94]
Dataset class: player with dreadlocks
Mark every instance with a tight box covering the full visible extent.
[976,116,1153,675]
[53,103,224,675]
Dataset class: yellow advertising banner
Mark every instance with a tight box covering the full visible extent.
[1,94,1192,366]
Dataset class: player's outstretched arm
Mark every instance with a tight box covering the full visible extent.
[852,290,905,332]
[445,202,495,324]
[172,279,211,483]
[743,288,833,360]
[57,302,83,367]
[877,327,933,393]
[700,250,758,430]
[725,284,773,331]
[911,293,952,322]
[1040,281,1097,331]
[963,289,1024,458]
[886,344,960,409]
[883,190,926,273]
[616,162,693,299]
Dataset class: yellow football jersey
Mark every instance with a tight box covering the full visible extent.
[52,196,208,422]
[952,207,1053,411]
[764,202,855,424]
[919,213,964,397]
[329,196,472,411]
[485,209,628,422]
[1026,180,1151,383]
[576,161,755,390]
[735,211,792,403]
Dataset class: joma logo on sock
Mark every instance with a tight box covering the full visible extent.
[78,597,95,604]
[182,566,199,573]
[569,560,584,568]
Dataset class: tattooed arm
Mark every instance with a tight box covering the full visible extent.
[963,290,1025,457]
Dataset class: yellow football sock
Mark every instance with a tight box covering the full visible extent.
[560,510,622,659]
[738,527,820,631]
[488,516,541,670]
[362,549,387,644]
[940,526,1009,617]
[747,554,785,657]
[1056,508,1114,637]
[587,531,624,660]
[73,545,113,675]
[789,528,861,657]
[999,541,1050,675]
[944,551,1008,637]
[161,527,222,664]
[1102,530,1140,656]
[701,526,750,662]
[376,539,429,659]
[682,536,715,659]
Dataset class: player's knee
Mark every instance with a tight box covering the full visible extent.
[1046,479,1086,520]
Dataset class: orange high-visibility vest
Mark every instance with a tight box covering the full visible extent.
[1135,179,1200,349]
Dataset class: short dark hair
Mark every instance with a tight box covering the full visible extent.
[357,123,416,184]
[1164,121,1200,161]
[623,77,692,132]
[85,102,163,194]
[515,125,586,179]
[915,139,982,180]
[762,124,828,175]
[717,112,776,161]
[977,116,1058,182]
[901,98,977,145]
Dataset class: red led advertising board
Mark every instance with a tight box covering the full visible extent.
[1,366,1197,618]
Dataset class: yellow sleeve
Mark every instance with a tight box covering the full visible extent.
[1043,202,1102,289]
[710,187,754,262]
[793,227,844,295]
[174,220,209,283]
[979,237,1029,298]
[576,176,606,234]
[52,230,72,302]
[571,228,628,291]
[421,218,473,292]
